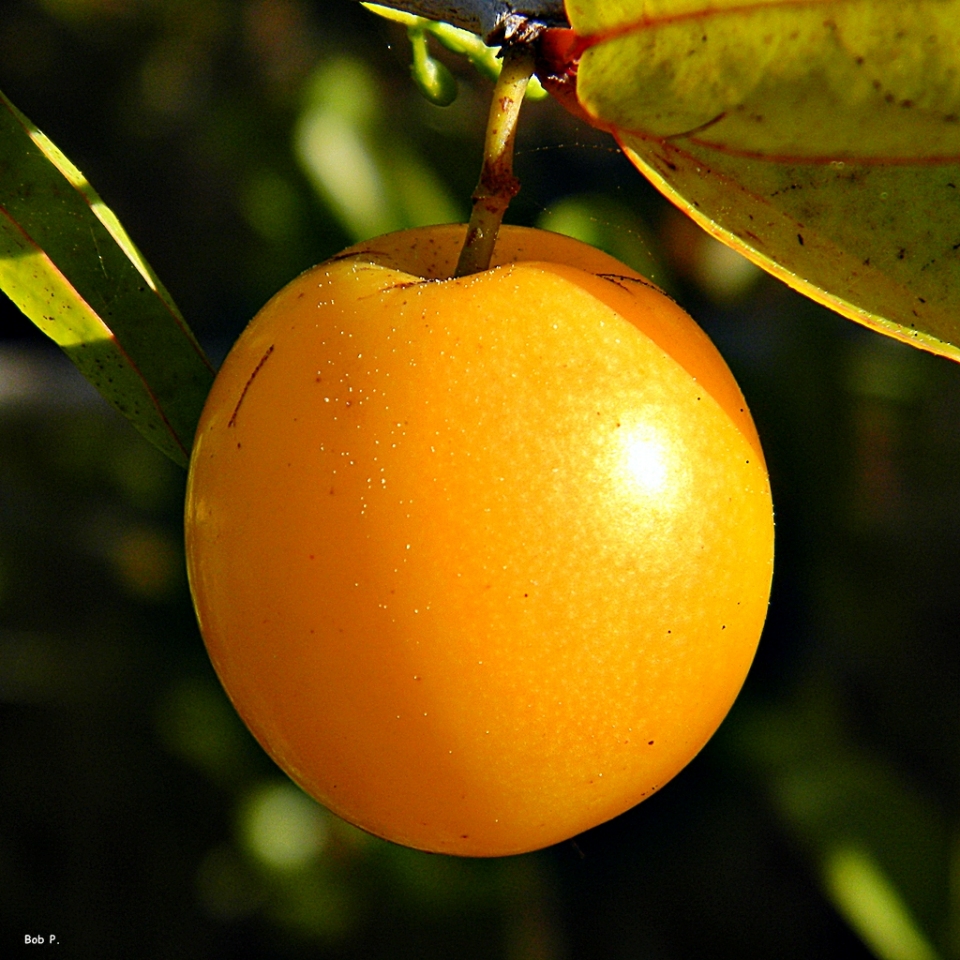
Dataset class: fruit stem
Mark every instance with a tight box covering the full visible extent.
[454,41,536,277]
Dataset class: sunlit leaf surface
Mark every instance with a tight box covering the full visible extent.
[0,90,214,466]
[562,0,960,360]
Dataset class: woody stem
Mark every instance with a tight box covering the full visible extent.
[454,42,536,277]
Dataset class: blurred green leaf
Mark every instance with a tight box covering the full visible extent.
[825,846,941,960]
[294,57,463,241]
[731,689,950,960]
[536,192,669,289]
[0,89,214,467]
[562,0,960,361]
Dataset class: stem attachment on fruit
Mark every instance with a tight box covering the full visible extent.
[454,41,536,277]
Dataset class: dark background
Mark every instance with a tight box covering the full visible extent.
[0,2,957,957]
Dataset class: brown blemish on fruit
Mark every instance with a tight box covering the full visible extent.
[596,272,661,294]
[229,344,274,428]
[326,249,384,265]
[358,280,428,301]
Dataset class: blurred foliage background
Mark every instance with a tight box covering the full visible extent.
[0,1,958,957]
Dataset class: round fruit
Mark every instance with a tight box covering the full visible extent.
[185,224,774,857]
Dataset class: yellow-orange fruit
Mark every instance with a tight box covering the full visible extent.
[185,224,774,857]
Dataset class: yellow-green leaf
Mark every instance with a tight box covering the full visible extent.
[0,90,214,466]
[561,0,960,360]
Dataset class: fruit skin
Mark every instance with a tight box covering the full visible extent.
[185,224,774,857]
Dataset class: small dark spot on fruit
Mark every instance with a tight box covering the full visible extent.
[648,740,654,746]
[797,233,804,245]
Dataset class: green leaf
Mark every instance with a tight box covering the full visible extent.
[563,0,960,361]
[295,58,464,241]
[729,691,949,960]
[0,90,214,467]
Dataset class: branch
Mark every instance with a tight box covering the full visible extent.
[355,0,568,40]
